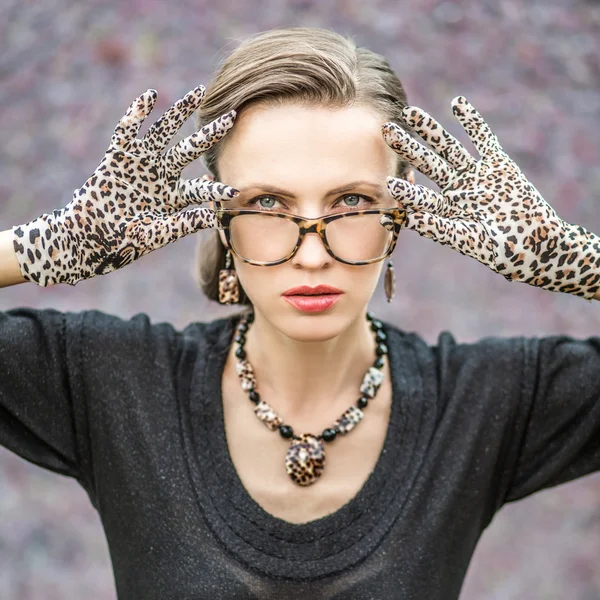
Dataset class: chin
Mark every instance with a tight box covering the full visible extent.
[257,302,363,343]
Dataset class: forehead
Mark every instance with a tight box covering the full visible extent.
[217,103,398,182]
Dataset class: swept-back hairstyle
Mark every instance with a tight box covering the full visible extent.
[194,27,411,305]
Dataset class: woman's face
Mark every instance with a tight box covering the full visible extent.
[215,102,412,342]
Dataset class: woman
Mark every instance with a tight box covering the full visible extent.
[1,27,599,599]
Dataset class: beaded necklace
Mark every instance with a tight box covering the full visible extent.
[233,311,388,486]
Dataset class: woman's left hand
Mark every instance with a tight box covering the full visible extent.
[383,97,600,300]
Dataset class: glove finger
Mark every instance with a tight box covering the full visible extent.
[400,106,476,172]
[401,210,455,244]
[404,209,497,267]
[143,85,206,154]
[164,110,237,170]
[178,178,240,207]
[451,96,504,159]
[403,211,428,232]
[386,177,463,218]
[446,188,495,207]
[382,122,453,189]
[135,207,218,252]
[111,89,158,150]
[166,207,218,238]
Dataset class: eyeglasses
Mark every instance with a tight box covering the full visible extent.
[215,207,407,266]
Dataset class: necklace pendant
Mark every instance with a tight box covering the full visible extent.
[285,434,325,486]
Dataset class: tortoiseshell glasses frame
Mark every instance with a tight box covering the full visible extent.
[214,207,407,267]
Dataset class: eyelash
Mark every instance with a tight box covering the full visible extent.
[246,194,375,212]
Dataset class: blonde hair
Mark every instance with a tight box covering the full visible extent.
[194,27,411,305]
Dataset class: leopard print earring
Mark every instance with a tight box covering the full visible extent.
[384,260,395,303]
[219,249,240,305]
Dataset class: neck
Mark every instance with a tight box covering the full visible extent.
[242,310,377,423]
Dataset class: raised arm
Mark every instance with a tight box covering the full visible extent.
[0,229,25,288]
[5,87,239,289]
[382,96,600,301]
[0,86,239,484]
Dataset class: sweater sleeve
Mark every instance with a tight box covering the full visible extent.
[428,329,600,517]
[0,308,83,479]
[0,307,179,502]
[503,334,600,502]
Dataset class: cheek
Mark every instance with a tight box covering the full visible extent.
[233,262,280,300]
[353,263,386,297]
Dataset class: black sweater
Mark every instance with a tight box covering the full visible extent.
[1,308,599,599]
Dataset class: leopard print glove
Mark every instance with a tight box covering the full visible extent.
[383,96,600,300]
[12,86,239,286]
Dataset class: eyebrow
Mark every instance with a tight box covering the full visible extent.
[238,181,385,198]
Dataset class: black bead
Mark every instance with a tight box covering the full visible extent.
[366,312,374,321]
[279,424,294,439]
[234,333,246,345]
[235,347,247,359]
[370,319,383,331]
[248,390,260,404]
[322,428,337,442]
[357,396,369,409]
[246,312,255,323]
[375,343,388,356]
[373,356,385,369]
[237,322,248,333]
[375,329,387,343]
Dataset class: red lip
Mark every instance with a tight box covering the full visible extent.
[283,294,342,313]
[282,285,343,296]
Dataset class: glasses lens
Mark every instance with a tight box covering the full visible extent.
[229,213,299,263]
[228,211,396,264]
[326,212,394,262]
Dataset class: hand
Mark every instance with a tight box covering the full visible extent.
[382,97,600,300]
[12,86,239,286]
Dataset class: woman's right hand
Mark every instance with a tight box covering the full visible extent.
[12,86,239,286]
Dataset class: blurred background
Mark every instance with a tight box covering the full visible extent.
[1,0,599,597]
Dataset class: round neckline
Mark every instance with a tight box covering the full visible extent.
[181,313,428,579]
[216,317,401,532]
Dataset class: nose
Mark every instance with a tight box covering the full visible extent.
[291,231,333,269]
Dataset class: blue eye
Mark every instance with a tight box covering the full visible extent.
[258,196,277,209]
[247,195,281,210]
[338,194,374,209]
[342,194,361,207]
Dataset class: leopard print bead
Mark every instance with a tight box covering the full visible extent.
[360,366,385,399]
[334,406,364,434]
[235,359,256,392]
[285,434,326,486]
[254,400,283,432]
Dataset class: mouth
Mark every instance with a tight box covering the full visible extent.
[282,285,343,297]
[281,286,344,313]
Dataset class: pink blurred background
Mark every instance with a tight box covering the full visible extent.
[0,0,599,597]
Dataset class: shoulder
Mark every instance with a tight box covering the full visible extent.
[75,308,241,350]
[64,309,246,384]
[382,318,532,383]
[73,308,244,340]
